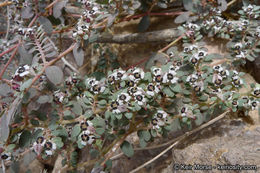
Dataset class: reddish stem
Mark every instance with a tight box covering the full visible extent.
[24,43,76,93]
[0,42,20,80]
[28,15,39,28]
[0,43,19,58]
[125,56,150,70]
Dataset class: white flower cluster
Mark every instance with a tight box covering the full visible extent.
[78,120,96,146]
[180,105,194,119]
[10,64,31,92]
[53,90,67,103]
[186,72,204,92]
[73,1,101,40]
[242,4,260,19]
[151,110,168,129]
[33,136,57,156]
[0,153,11,162]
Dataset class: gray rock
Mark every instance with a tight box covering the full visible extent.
[163,119,260,173]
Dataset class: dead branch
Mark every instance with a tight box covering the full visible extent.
[95,28,182,44]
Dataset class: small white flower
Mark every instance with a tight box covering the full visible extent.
[168,51,174,58]
[134,91,146,106]
[53,90,65,103]
[86,78,96,87]
[117,92,131,104]
[232,99,238,108]
[213,65,223,72]
[146,83,160,96]
[114,69,127,80]
[242,96,250,106]
[234,43,242,50]
[232,76,243,87]
[15,64,30,77]
[168,65,178,74]
[180,106,188,117]
[187,23,200,31]
[129,68,144,82]
[107,73,116,84]
[250,100,259,110]
[212,74,223,86]
[190,55,200,65]
[44,141,57,156]
[236,50,247,59]
[152,67,162,76]
[91,81,106,94]
[232,70,239,77]
[33,136,46,155]
[80,130,96,146]
[162,72,178,84]
[80,120,94,131]
[1,153,11,161]
[241,20,249,26]
[151,118,163,129]
[193,82,204,92]
[189,45,198,51]
[197,50,207,57]
[153,74,163,83]
[243,4,254,12]
[126,80,136,87]
[33,136,46,147]
[252,87,260,97]
[213,25,222,33]
[155,110,168,120]
[186,74,198,85]
[111,101,121,114]
[219,69,229,79]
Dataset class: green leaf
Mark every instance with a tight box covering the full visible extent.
[183,98,192,103]
[163,87,175,97]
[183,0,193,10]
[170,84,182,93]
[115,113,122,119]
[98,100,107,106]
[6,144,16,152]
[125,112,133,119]
[144,72,152,82]
[210,97,217,101]
[150,129,157,137]
[73,42,84,66]
[138,16,150,32]
[139,138,147,148]
[174,12,190,24]
[53,137,64,148]
[37,95,50,104]
[19,130,32,148]
[223,85,232,90]
[20,79,33,91]
[246,55,255,62]
[71,124,81,141]
[200,106,209,111]
[120,141,134,157]
[199,95,208,102]
[71,101,82,115]
[142,131,151,141]
[96,128,105,135]
[91,72,105,80]
[195,113,204,126]
[105,111,112,119]
[45,66,64,85]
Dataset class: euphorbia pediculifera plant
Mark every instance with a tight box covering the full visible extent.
[0,0,259,172]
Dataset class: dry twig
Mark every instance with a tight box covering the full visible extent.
[129,110,230,173]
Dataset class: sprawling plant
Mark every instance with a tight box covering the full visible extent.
[0,0,259,172]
